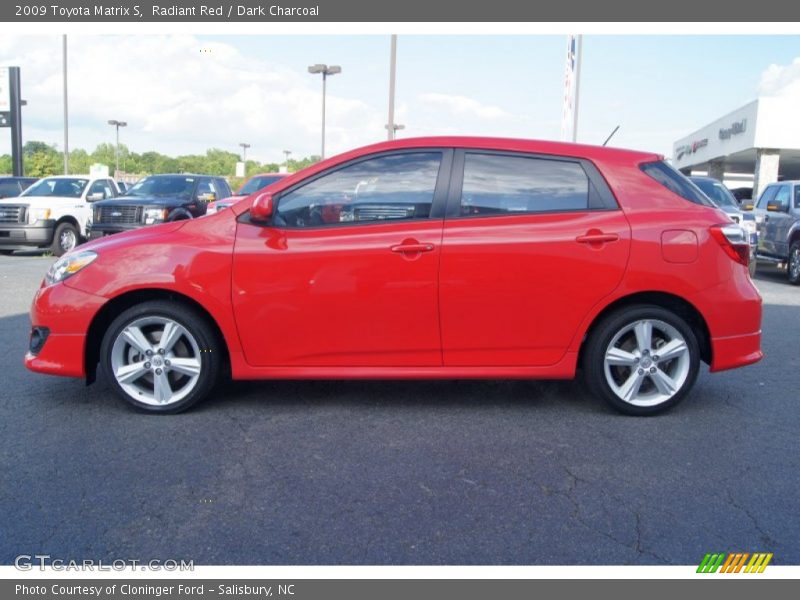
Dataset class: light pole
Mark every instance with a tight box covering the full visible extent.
[239,142,251,163]
[107,119,127,175]
[385,123,405,139]
[63,35,69,174]
[308,64,341,159]
[387,35,398,140]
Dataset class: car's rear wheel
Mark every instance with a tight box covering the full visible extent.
[583,305,700,415]
[51,222,79,257]
[787,242,800,285]
[100,300,221,413]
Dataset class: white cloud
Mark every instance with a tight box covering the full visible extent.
[0,35,385,162]
[758,57,800,99]
[417,92,513,120]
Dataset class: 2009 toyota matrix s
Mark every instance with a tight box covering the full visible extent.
[25,137,762,415]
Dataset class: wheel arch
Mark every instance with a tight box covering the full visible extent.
[84,288,230,384]
[54,215,82,237]
[577,291,712,369]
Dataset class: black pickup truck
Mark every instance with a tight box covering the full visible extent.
[89,174,232,239]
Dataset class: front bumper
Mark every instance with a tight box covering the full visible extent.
[0,219,55,249]
[24,281,106,378]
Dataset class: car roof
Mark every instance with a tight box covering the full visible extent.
[333,136,662,164]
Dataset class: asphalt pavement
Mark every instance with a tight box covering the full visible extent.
[0,254,798,565]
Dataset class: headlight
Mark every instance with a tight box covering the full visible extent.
[28,207,51,224]
[143,208,168,225]
[44,251,98,286]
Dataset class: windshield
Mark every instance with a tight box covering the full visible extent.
[692,179,738,209]
[125,176,196,199]
[22,178,88,199]
[238,175,283,196]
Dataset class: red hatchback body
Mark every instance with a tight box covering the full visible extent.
[25,137,762,414]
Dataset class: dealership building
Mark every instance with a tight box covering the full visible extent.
[672,96,800,200]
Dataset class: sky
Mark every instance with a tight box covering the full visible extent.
[0,34,799,164]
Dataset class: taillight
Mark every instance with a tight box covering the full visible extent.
[710,224,749,267]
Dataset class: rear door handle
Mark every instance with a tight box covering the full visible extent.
[575,233,619,244]
[390,243,434,253]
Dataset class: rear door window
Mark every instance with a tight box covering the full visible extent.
[458,153,601,216]
[640,161,714,206]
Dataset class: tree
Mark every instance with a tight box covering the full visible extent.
[0,154,11,175]
[25,150,60,177]
[68,149,91,174]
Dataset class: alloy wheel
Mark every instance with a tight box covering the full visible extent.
[603,318,691,407]
[60,229,77,253]
[110,316,203,406]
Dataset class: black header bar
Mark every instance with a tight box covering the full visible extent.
[2,0,800,22]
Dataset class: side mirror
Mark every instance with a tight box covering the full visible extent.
[766,200,787,212]
[250,192,274,223]
[87,192,104,202]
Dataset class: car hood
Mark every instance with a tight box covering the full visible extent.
[0,195,79,204]
[79,220,188,252]
[719,205,740,216]
[93,196,191,208]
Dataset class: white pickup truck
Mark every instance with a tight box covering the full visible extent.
[0,175,119,256]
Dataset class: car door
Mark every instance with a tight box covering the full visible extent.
[758,184,791,257]
[232,149,452,367]
[439,150,631,367]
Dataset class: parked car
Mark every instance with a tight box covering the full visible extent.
[730,187,753,204]
[689,176,757,276]
[206,173,287,214]
[89,174,232,239]
[25,137,762,415]
[751,180,800,283]
[116,181,133,194]
[0,175,119,256]
[0,176,38,199]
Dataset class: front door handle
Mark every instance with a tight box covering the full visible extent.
[390,243,434,254]
[575,232,619,244]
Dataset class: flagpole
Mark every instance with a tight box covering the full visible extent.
[572,35,582,143]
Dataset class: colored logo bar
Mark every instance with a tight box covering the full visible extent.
[697,552,773,573]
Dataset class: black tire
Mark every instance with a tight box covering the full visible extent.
[51,221,80,257]
[100,300,221,413]
[788,242,800,285]
[583,304,701,416]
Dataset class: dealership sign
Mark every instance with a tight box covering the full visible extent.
[675,137,709,160]
[719,118,747,140]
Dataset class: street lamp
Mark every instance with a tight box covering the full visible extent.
[308,63,341,159]
[107,119,127,175]
[239,142,251,163]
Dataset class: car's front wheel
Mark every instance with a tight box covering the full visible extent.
[51,222,80,257]
[100,300,221,413]
[787,241,800,285]
[583,305,700,416]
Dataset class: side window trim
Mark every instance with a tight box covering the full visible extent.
[444,149,619,220]
[256,148,454,229]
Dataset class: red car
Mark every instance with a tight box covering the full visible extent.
[25,137,762,415]
[206,173,288,215]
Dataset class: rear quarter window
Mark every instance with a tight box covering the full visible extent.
[641,161,714,206]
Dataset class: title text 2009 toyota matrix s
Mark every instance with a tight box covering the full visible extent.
[24,137,762,415]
